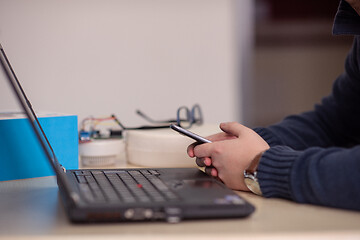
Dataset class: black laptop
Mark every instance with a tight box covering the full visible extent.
[0,43,254,223]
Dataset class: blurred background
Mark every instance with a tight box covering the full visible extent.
[250,0,353,127]
[0,0,354,129]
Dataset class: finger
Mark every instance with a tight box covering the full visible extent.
[219,122,244,138]
[203,157,212,166]
[187,142,198,158]
[193,143,213,158]
[195,157,212,167]
[204,167,218,177]
[206,132,237,142]
[195,157,206,167]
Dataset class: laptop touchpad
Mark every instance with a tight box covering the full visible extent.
[182,179,224,189]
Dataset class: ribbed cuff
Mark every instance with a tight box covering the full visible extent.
[253,127,283,147]
[257,145,301,200]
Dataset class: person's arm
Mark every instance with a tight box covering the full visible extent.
[257,145,360,211]
[188,122,360,211]
[252,37,360,210]
[255,36,360,151]
[188,37,360,211]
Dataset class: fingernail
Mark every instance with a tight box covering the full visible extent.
[204,159,211,166]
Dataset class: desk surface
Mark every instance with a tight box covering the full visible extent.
[1,174,360,240]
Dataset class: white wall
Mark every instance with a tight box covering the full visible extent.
[0,0,253,127]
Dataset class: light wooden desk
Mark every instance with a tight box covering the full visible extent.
[0,171,360,240]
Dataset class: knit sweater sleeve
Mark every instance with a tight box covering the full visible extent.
[256,145,360,211]
[252,37,360,211]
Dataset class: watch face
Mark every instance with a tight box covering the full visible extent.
[244,178,262,196]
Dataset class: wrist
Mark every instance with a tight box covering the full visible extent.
[244,151,265,196]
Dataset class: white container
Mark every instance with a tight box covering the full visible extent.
[126,124,219,167]
[79,138,125,167]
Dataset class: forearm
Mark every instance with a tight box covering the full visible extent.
[257,145,360,211]
[253,111,339,150]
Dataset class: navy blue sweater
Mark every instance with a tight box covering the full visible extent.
[254,1,360,211]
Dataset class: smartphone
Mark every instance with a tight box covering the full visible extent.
[170,124,212,143]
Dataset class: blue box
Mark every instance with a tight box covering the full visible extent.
[0,113,78,181]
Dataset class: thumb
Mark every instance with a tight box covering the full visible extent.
[219,122,244,137]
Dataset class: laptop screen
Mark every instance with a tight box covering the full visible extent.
[0,43,77,204]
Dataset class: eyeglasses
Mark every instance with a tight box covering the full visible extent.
[113,104,204,131]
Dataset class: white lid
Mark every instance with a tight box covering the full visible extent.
[126,124,220,167]
[126,124,219,152]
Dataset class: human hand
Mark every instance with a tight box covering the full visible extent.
[187,122,270,191]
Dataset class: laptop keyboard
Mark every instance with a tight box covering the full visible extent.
[74,169,179,204]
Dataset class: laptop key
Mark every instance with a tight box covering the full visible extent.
[92,171,120,202]
[75,170,92,176]
[84,175,106,202]
[129,171,165,202]
[145,175,180,201]
[105,172,136,203]
[78,183,95,202]
[149,170,160,176]
[85,175,96,183]
[140,170,151,176]
[76,175,87,183]
[117,172,151,202]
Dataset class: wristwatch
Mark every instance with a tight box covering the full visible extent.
[244,152,264,196]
